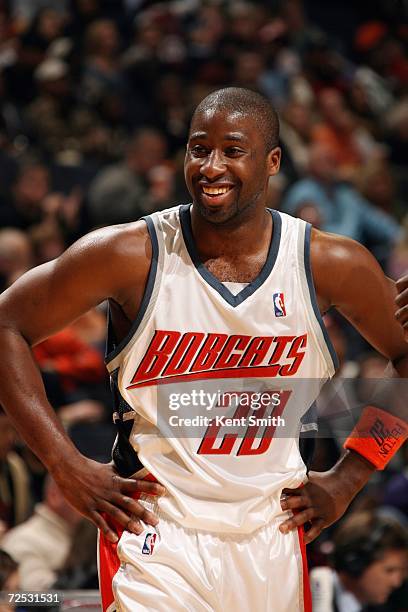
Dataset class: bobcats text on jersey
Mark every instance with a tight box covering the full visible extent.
[128,330,308,388]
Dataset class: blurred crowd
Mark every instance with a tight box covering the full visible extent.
[0,0,407,609]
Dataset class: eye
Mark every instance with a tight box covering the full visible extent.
[190,144,208,157]
[225,147,245,157]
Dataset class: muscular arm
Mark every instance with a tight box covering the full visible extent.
[281,230,408,542]
[312,229,407,374]
[0,222,165,540]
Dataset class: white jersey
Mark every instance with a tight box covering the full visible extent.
[106,205,337,534]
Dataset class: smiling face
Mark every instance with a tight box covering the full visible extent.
[184,107,281,225]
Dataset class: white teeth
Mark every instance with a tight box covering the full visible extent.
[202,186,231,195]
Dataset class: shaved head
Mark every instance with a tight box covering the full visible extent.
[190,87,280,152]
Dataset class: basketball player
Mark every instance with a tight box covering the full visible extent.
[0,88,407,612]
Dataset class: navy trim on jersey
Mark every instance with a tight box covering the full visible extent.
[110,368,145,477]
[105,216,159,364]
[105,304,115,358]
[304,223,339,371]
[179,204,282,307]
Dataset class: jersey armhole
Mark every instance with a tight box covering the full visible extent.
[302,222,339,373]
[105,216,160,367]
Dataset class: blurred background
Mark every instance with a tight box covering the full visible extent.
[0,0,407,610]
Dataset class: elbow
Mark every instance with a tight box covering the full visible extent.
[0,322,30,347]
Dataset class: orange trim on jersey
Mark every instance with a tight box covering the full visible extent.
[99,526,123,612]
[297,526,312,612]
[98,472,159,611]
[143,472,158,485]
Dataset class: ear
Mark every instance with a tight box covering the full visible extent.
[266,146,281,176]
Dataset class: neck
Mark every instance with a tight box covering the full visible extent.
[190,204,272,260]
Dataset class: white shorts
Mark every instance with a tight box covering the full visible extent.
[99,499,311,612]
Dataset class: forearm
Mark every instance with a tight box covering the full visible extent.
[331,449,376,496]
[0,325,83,472]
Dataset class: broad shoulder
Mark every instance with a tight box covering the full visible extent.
[67,220,151,266]
[310,227,383,311]
[63,220,152,300]
[0,220,153,346]
[309,227,407,363]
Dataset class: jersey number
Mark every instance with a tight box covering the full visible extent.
[197,390,291,456]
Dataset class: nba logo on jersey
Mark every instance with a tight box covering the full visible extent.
[142,533,157,555]
[273,292,286,317]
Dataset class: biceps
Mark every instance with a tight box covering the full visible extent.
[336,264,405,360]
[0,259,107,346]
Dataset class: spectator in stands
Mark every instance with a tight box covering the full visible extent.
[87,127,170,225]
[279,0,323,53]
[227,2,265,48]
[0,228,33,291]
[292,201,322,228]
[63,0,103,47]
[310,512,408,612]
[152,73,190,154]
[122,6,179,126]
[19,8,64,58]
[0,550,19,612]
[29,187,84,254]
[300,30,348,94]
[186,3,225,64]
[11,2,67,31]
[0,160,50,231]
[312,88,381,181]
[282,142,400,267]
[0,410,31,531]
[80,19,125,108]
[354,23,408,94]
[279,98,314,176]
[29,219,66,265]
[232,51,267,95]
[2,7,64,107]
[1,476,81,590]
[25,57,95,158]
[347,66,393,135]
[356,159,406,221]
[53,520,98,589]
[386,100,408,172]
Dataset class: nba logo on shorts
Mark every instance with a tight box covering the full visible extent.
[273,292,286,317]
[142,533,157,555]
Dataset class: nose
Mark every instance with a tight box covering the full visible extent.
[200,149,226,180]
